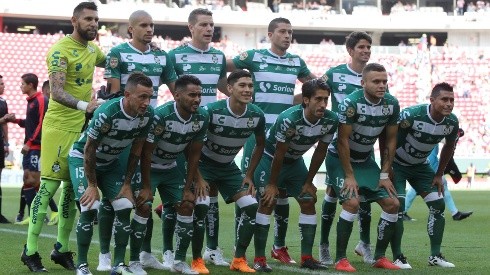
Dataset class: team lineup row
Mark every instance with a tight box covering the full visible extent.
[18,2,459,275]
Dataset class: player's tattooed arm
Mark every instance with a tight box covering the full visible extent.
[49,72,80,109]
[84,137,99,188]
[125,137,145,186]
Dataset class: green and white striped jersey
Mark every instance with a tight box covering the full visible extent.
[104,42,178,107]
[395,104,459,166]
[265,105,338,162]
[329,89,400,162]
[169,44,226,107]
[323,64,362,113]
[146,101,209,169]
[232,49,311,127]
[201,99,265,164]
[70,98,154,166]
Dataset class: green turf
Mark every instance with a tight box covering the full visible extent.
[0,187,487,274]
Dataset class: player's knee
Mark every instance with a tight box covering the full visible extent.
[136,203,151,217]
[424,192,445,212]
[111,197,133,211]
[178,200,194,215]
[236,195,258,215]
[80,200,101,212]
[342,198,359,213]
[194,196,210,220]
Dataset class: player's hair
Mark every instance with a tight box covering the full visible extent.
[0,74,2,79]
[125,72,153,92]
[362,63,386,80]
[129,10,152,27]
[21,73,39,90]
[268,17,291,33]
[345,31,372,50]
[175,75,202,93]
[73,1,98,18]
[42,80,49,91]
[227,70,252,86]
[301,78,330,108]
[431,82,453,98]
[188,8,213,25]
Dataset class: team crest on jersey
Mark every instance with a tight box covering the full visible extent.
[346,107,355,117]
[443,125,451,135]
[138,117,146,127]
[212,54,218,64]
[154,124,164,136]
[100,123,111,133]
[87,45,95,53]
[192,121,201,132]
[52,161,61,173]
[288,58,295,66]
[320,74,329,83]
[286,128,296,138]
[382,104,390,115]
[154,56,161,65]
[59,58,67,69]
[321,125,330,135]
[400,120,410,128]
[239,51,248,61]
[247,118,255,128]
[110,57,118,68]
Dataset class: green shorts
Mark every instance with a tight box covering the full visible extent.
[118,146,142,194]
[325,153,389,203]
[240,135,256,173]
[68,156,125,201]
[254,156,308,199]
[393,162,437,196]
[41,125,81,181]
[199,158,248,203]
[151,166,185,207]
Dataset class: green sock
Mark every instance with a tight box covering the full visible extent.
[192,202,209,259]
[235,203,258,258]
[426,198,445,256]
[76,209,97,266]
[113,208,132,265]
[299,214,317,256]
[27,179,60,255]
[57,181,77,253]
[98,199,114,254]
[206,197,219,250]
[174,214,193,262]
[273,199,289,247]
[374,212,397,260]
[254,213,270,258]
[234,203,240,247]
[336,212,355,262]
[162,206,176,252]
[129,214,148,261]
[141,216,153,253]
[320,195,337,245]
[391,197,405,258]
[358,201,371,245]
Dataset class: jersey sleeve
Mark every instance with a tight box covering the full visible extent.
[192,112,210,142]
[338,98,356,125]
[160,51,178,84]
[46,46,68,75]
[388,99,400,125]
[254,110,266,137]
[320,115,339,144]
[104,47,122,80]
[146,113,164,144]
[274,114,295,143]
[232,50,254,70]
[445,116,460,142]
[95,44,106,66]
[86,107,113,142]
[297,57,311,79]
[137,108,155,139]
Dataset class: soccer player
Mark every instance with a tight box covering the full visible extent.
[391,82,459,268]
[164,8,229,269]
[99,10,177,273]
[253,78,338,271]
[195,70,265,273]
[227,17,316,264]
[0,74,10,224]
[20,2,106,272]
[319,31,376,265]
[326,63,400,272]
[68,72,154,275]
[140,75,209,274]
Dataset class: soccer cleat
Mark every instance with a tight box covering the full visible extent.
[402,212,416,221]
[300,255,327,270]
[15,216,30,225]
[354,241,375,264]
[372,257,400,270]
[97,252,112,271]
[319,243,333,265]
[270,246,296,264]
[111,263,134,274]
[203,247,230,266]
[140,251,165,270]
[21,245,47,272]
[128,261,147,275]
[76,263,93,275]
[393,254,412,269]
[428,254,455,268]
[171,261,199,274]
[230,257,255,273]
[191,258,209,274]
[162,250,174,270]
[47,212,59,225]
[253,256,272,272]
[15,213,24,223]
[0,214,11,223]
[154,204,163,218]
[452,211,473,221]
[50,246,76,270]
[334,258,356,272]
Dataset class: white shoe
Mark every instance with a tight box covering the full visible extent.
[128,261,147,275]
[354,241,375,264]
[76,263,93,275]
[140,251,165,270]
[162,250,174,270]
[428,254,455,268]
[97,252,112,271]
[171,260,199,274]
[203,247,229,266]
[393,254,412,269]
[319,243,333,265]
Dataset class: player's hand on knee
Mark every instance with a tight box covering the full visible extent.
[116,184,135,206]
[341,177,359,199]
[80,185,100,209]
[262,184,278,207]
[136,187,153,207]
[379,178,397,198]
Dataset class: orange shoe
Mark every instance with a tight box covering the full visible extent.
[230,257,255,273]
[191,258,210,274]
[335,258,356,272]
[373,257,400,270]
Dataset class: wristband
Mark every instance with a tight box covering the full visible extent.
[380,172,389,180]
[76,101,89,111]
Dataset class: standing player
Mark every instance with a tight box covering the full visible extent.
[319,31,376,265]
[391,82,459,268]
[196,70,265,273]
[0,74,11,224]
[253,79,338,271]
[68,72,154,275]
[98,10,177,273]
[227,17,316,264]
[140,75,209,274]
[326,63,400,272]
[20,2,106,272]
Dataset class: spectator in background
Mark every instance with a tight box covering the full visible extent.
[0,74,11,224]
[466,163,476,188]
[41,80,50,98]
[456,0,465,15]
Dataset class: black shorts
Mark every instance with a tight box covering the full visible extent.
[0,140,5,169]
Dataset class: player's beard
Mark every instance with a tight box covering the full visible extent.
[77,23,97,41]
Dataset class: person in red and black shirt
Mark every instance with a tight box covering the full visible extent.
[0,74,11,223]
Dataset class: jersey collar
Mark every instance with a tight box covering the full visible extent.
[26,91,42,100]
[120,98,138,120]
[127,41,151,54]
[267,49,288,59]
[173,102,192,123]
[426,104,445,124]
[346,64,362,77]
[226,98,247,118]
[303,108,320,126]
[188,43,210,53]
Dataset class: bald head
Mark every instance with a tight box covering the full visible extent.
[129,10,152,26]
